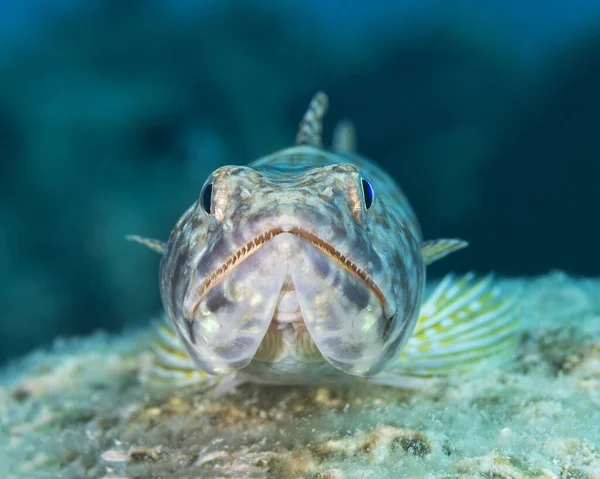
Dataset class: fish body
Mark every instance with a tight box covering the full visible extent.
[130,92,518,390]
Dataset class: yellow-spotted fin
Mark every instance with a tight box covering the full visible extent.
[371,273,519,387]
[126,235,167,254]
[140,319,223,391]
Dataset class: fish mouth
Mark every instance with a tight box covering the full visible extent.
[183,227,389,319]
[177,227,395,377]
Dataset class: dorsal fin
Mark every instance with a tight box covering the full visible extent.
[126,234,167,254]
[333,120,356,153]
[296,91,329,148]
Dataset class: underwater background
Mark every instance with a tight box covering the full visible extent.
[1,0,599,365]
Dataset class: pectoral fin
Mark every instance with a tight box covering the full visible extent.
[421,239,468,265]
[369,273,520,388]
[140,319,226,391]
[126,234,167,254]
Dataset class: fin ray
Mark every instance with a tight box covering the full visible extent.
[126,235,167,254]
[376,273,520,383]
[413,293,514,345]
[296,91,329,148]
[420,239,468,265]
[333,120,356,152]
[140,318,224,391]
[417,273,490,328]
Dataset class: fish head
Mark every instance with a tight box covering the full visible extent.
[160,151,424,377]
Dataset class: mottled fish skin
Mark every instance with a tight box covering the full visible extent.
[158,92,457,384]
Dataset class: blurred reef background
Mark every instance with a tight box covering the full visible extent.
[1,0,599,364]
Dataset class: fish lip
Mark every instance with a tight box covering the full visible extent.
[183,227,393,320]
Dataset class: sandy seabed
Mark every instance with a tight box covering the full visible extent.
[1,272,599,478]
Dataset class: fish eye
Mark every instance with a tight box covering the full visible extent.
[200,176,214,215]
[360,176,375,211]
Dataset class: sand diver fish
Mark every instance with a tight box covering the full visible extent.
[129,92,519,390]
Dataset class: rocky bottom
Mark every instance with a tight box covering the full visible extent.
[1,272,599,478]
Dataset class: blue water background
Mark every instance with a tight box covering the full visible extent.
[1,0,598,362]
